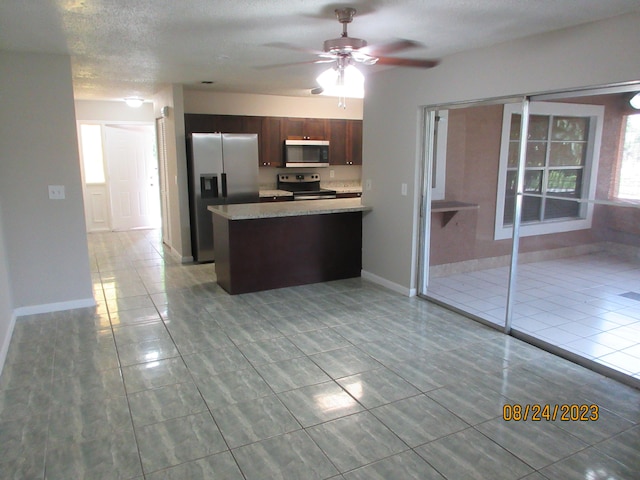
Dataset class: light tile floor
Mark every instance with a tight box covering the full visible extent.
[429,251,640,381]
[1,230,639,479]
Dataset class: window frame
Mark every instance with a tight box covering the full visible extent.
[494,101,604,240]
[614,113,640,202]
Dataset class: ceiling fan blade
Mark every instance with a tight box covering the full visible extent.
[265,41,328,58]
[255,58,335,70]
[374,56,440,68]
[310,87,324,95]
[360,39,422,56]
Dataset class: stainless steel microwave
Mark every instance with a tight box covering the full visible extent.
[284,140,330,168]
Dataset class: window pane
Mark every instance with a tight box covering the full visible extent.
[549,142,585,166]
[507,141,519,167]
[503,171,517,224]
[544,198,580,220]
[528,115,549,140]
[616,114,640,200]
[526,141,547,167]
[504,170,542,226]
[522,196,542,222]
[80,124,105,183]
[546,169,582,197]
[510,114,521,141]
[510,114,549,141]
[524,170,543,193]
[551,116,589,141]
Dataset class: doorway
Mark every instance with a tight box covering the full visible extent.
[417,84,640,385]
[78,122,161,232]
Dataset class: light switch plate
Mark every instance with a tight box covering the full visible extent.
[365,179,372,191]
[330,170,335,178]
[48,185,65,200]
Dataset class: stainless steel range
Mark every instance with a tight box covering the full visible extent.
[277,173,337,200]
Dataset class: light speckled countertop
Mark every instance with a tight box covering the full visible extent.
[208,198,371,220]
[259,189,293,198]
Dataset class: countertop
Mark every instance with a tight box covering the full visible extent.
[208,198,371,220]
[259,189,293,198]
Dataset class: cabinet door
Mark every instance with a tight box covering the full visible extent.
[303,118,328,140]
[347,120,363,165]
[214,115,244,133]
[283,118,305,140]
[283,117,328,140]
[329,119,348,165]
[261,117,283,167]
[242,116,262,135]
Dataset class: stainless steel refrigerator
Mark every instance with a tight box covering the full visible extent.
[187,133,259,262]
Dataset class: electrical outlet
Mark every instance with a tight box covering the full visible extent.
[365,179,372,191]
[329,170,335,178]
[401,183,408,196]
[48,185,65,200]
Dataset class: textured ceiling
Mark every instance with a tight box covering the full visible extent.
[1,0,639,101]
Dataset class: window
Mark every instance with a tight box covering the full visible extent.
[495,102,604,240]
[79,124,106,184]
[432,110,448,200]
[615,114,640,201]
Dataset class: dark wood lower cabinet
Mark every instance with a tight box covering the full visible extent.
[212,212,362,294]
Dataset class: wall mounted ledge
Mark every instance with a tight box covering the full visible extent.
[431,200,479,227]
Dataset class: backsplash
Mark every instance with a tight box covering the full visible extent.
[259,165,361,189]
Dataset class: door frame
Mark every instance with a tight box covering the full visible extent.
[77,120,159,233]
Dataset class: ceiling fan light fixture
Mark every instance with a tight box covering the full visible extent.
[124,97,144,108]
[630,92,640,110]
[316,64,365,104]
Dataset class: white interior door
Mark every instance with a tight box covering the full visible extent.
[105,125,160,231]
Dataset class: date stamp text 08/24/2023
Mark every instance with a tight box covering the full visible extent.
[503,404,599,421]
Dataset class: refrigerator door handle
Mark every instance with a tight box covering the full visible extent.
[221,173,228,198]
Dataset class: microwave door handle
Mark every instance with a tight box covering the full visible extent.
[221,173,228,198]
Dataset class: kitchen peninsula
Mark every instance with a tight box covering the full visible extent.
[208,198,371,294]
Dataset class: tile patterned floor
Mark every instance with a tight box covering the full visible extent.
[0,229,639,479]
[428,251,640,380]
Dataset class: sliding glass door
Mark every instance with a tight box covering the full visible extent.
[418,84,640,382]
[418,99,520,329]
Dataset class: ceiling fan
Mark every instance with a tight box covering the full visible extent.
[267,7,439,103]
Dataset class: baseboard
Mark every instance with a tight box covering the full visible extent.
[169,245,193,264]
[0,312,17,379]
[430,242,605,278]
[13,297,96,317]
[361,270,416,297]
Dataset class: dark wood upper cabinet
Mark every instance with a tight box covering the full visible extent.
[329,119,361,165]
[261,117,282,167]
[184,114,359,168]
[329,119,348,165]
[283,117,328,140]
[347,120,363,165]
[242,116,262,135]
[184,114,243,134]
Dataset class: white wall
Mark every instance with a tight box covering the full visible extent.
[75,99,155,122]
[184,90,363,119]
[153,84,192,261]
[0,51,94,312]
[0,200,15,376]
[361,13,640,295]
